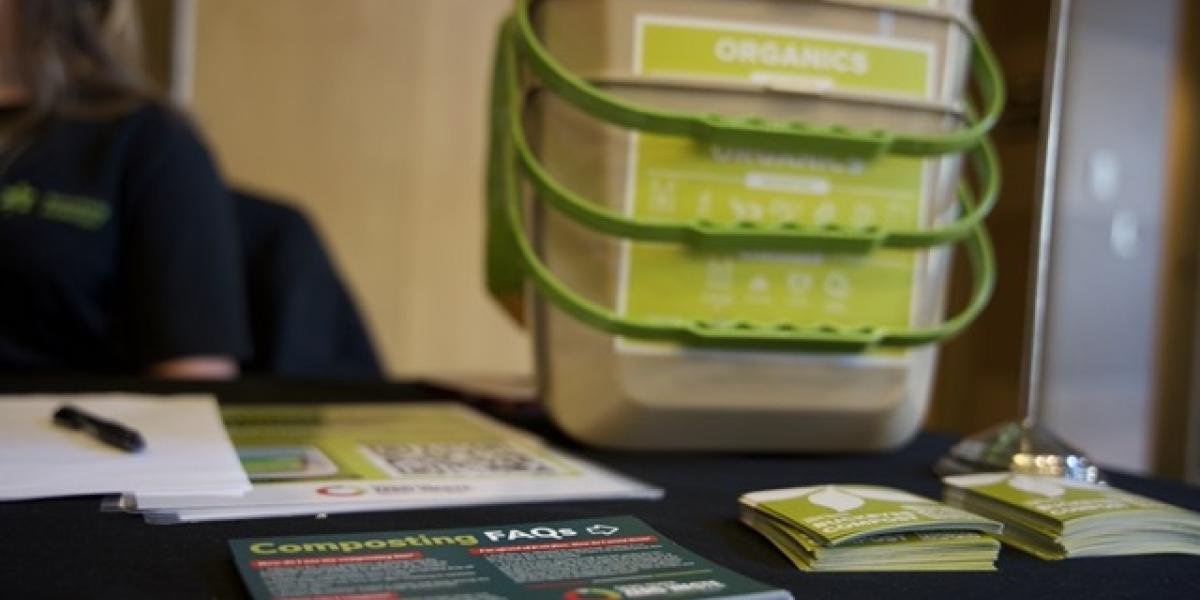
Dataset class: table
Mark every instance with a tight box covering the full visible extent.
[1,379,1197,599]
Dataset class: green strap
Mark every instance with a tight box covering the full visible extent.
[496,123,997,351]
[514,0,1006,159]
[485,22,527,306]
[487,20,996,351]
[486,16,998,351]
[500,24,1002,252]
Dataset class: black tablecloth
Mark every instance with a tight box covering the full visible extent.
[1,379,1198,599]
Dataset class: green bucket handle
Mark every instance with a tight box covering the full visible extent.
[514,0,1006,160]
[501,21,1002,253]
[492,109,998,352]
[486,18,997,352]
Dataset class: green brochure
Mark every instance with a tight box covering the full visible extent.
[740,485,1001,571]
[230,515,792,600]
[943,473,1200,560]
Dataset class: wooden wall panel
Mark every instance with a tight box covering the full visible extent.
[133,0,173,91]
[189,0,530,377]
[1153,0,1199,477]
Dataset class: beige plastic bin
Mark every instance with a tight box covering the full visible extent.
[521,0,981,451]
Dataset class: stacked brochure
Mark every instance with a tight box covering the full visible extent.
[124,403,662,523]
[0,394,250,501]
[943,473,1200,560]
[739,485,1002,571]
[230,515,792,600]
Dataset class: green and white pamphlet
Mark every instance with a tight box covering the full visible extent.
[230,515,792,600]
[618,16,937,354]
[943,473,1200,560]
[123,403,661,523]
[740,484,1001,571]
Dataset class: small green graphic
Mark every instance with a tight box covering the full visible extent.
[41,192,111,230]
[238,445,339,481]
[0,182,36,215]
[0,182,111,230]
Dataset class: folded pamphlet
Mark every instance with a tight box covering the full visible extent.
[943,473,1200,560]
[740,484,1002,571]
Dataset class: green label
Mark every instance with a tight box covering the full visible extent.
[621,134,924,329]
[636,17,933,98]
[0,182,111,230]
[619,17,933,346]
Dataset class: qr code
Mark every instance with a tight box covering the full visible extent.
[360,442,566,477]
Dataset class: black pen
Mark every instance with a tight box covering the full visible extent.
[53,404,146,453]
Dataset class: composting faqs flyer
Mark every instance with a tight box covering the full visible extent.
[230,515,791,600]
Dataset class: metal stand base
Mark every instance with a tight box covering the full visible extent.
[935,421,1103,483]
[932,1,1103,487]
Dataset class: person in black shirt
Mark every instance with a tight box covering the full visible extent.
[0,0,251,377]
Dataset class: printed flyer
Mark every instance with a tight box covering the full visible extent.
[123,403,661,523]
[231,516,791,600]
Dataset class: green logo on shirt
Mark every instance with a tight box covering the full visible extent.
[0,182,36,215]
[0,182,111,230]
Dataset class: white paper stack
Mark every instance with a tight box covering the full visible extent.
[0,394,251,501]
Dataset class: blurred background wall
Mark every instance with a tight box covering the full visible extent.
[136,0,1197,479]
[158,0,528,379]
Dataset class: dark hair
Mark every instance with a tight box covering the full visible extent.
[1,0,150,148]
